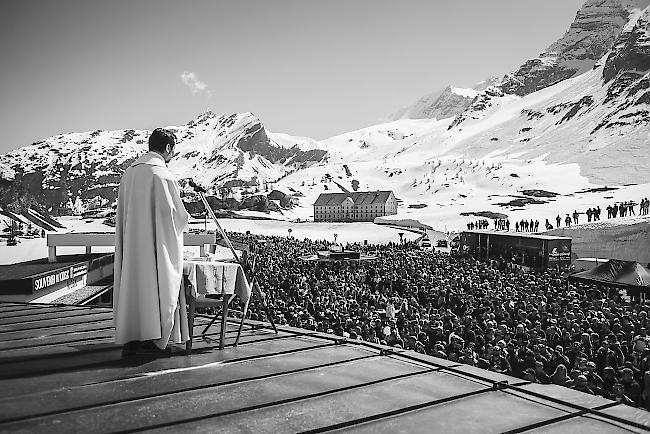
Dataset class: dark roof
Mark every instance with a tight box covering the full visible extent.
[314,191,393,207]
[570,259,650,288]
[0,302,648,433]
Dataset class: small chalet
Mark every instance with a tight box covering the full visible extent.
[313,191,397,222]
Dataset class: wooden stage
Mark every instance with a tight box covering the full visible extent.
[0,302,649,433]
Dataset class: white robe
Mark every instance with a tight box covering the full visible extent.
[113,152,190,349]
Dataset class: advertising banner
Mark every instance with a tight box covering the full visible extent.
[548,239,571,266]
[32,263,89,292]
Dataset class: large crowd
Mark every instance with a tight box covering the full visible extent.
[234,234,650,409]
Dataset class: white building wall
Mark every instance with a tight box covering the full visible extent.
[314,192,397,222]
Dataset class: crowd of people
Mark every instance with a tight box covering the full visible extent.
[233,234,650,410]
[607,199,650,218]
[516,219,538,232]
[467,219,490,230]
[466,196,649,234]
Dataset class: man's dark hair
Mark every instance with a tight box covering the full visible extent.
[148,128,176,153]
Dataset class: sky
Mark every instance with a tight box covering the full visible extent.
[0,0,586,153]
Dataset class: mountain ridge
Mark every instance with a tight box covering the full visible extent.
[0,1,648,233]
[451,0,650,129]
[0,111,327,214]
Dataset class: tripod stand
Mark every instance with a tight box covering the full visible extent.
[190,181,277,346]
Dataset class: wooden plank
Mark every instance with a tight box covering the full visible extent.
[0,328,115,351]
[163,369,491,434]
[0,337,117,362]
[0,305,89,320]
[0,312,113,332]
[47,232,214,247]
[0,304,54,313]
[0,322,282,379]
[47,232,116,247]
[0,319,113,341]
[0,327,284,398]
[0,317,269,351]
[0,354,419,433]
[0,302,24,308]
[0,343,366,422]
[0,309,111,325]
[0,344,124,380]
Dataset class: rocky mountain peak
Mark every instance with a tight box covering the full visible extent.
[449,0,650,129]
[389,79,498,122]
[603,5,650,82]
[500,0,649,96]
[0,111,327,215]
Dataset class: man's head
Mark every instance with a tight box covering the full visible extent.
[149,128,177,163]
[621,368,634,382]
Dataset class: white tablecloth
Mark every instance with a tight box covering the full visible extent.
[183,260,251,303]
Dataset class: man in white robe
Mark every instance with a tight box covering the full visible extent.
[113,128,190,355]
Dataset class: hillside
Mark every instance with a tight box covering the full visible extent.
[501,0,650,96]
[270,6,650,232]
[451,0,650,129]
[547,216,650,263]
[0,112,326,215]
[0,0,648,242]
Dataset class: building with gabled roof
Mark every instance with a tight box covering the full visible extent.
[313,191,397,222]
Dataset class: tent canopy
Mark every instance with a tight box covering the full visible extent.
[569,259,650,288]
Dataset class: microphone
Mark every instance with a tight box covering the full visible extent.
[188,179,207,193]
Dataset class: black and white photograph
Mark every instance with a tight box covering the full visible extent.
[0,0,649,432]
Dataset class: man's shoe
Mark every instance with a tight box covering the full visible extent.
[121,341,139,358]
[135,340,172,357]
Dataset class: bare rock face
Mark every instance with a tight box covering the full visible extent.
[502,0,649,96]
[390,78,500,122]
[603,6,650,82]
[447,86,505,129]
[450,0,650,129]
[408,86,475,120]
[594,6,650,133]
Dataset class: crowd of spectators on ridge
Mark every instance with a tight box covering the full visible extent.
[466,196,649,233]
[233,233,650,410]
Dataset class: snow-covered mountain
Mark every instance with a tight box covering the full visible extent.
[445,3,650,185]
[452,0,650,127]
[267,2,650,231]
[502,0,650,96]
[390,78,500,121]
[0,0,648,236]
[0,111,326,214]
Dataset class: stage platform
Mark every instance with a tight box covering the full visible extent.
[0,302,649,433]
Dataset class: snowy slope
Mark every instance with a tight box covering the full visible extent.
[269,7,650,231]
[280,3,649,232]
[452,0,650,128]
[0,1,648,238]
[501,0,650,95]
[0,111,327,214]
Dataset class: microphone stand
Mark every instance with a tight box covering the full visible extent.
[190,181,240,263]
[188,180,277,340]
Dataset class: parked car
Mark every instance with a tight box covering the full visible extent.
[436,239,448,247]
